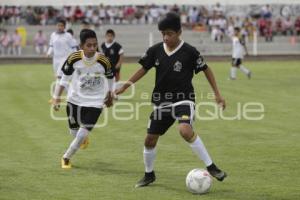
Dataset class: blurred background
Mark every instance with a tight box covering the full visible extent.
[0,0,299,60]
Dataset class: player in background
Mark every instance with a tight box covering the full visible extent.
[230,27,252,80]
[66,28,79,51]
[100,29,124,96]
[52,29,114,169]
[47,19,77,102]
[116,12,227,187]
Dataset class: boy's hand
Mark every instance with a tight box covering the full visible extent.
[104,92,113,107]
[215,95,226,110]
[115,85,126,95]
[52,98,61,111]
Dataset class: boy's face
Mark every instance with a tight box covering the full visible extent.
[161,29,181,49]
[81,38,98,58]
[57,23,65,33]
[105,33,115,43]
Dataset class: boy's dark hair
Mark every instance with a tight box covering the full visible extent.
[57,19,66,27]
[80,29,97,44]
[234,27,240,32]
[106,29,115,36]
[66,28,74,36]
[158,12,181,32]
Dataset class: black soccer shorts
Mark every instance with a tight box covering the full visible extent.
[66,102,102,131]
[147,102,195,135]
[232,58,242,67]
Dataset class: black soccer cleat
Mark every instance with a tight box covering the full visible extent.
[207,163,227,181]
[135,171,156,188]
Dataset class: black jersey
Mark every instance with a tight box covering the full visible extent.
[100,42,123,68]
[139,41,208,106]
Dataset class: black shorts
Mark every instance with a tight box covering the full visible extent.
[147,102,195,135]
[66,102,102,131]
[232,58,242,67]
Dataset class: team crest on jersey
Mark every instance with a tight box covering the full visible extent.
[110,49,114,55]
[155,59,159,66]
[196,55,206,68]
[173,61,182,72]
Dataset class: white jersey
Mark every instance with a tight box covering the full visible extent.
[232,36,245,59]
[60,51,114,108]
[47,31,77,75]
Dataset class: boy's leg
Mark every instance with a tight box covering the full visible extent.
[61,104,102,168]
[63,127,89,160]
[230,58,238,80]
[176,103,227,181]
[238,59,251,79]
[136,108,175,187]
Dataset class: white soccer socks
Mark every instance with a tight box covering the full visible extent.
[63,128,89,159]
[189,135,213,167]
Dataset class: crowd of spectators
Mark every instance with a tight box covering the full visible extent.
[1,3,300,55]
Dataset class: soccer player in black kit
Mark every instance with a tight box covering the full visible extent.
[101,29,124,82]
[116,12,227,187]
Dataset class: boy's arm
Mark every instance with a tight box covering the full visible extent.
[52,84,65,111]
[115,53,124,69]
[203,67,226,110]
[115,67,147,95]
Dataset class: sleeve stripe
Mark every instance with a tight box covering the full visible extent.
[67,52,82,63]
[97,56,111,68]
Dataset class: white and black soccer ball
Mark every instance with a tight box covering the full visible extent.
[186,168,212,194]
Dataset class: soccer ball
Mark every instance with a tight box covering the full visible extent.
[186,168,212,194]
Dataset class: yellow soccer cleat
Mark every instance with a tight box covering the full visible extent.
[61,158,72,169]
[80,137,89,149]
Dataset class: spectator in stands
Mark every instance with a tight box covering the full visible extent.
[0,29,11,55]
[234,16,243,28]
[258,17,267,36]
[116,6,125,24]
[282,16,293,36]
[63,6,73,22]
[107,6,117,25]
[99,4,107,24]
[11,6,20,25]
[212,2,224,16]
[34,30,47,55]
[12,29,22,55]
[275,17,283,35]
[188,6,199,27]
[91,9,100,28]
[149,4,160,24]
[295,16,300,36]
[264,20,273,42]
[124,5,135,24]
[73,6,84,23]
[0,6,4,25]
[85,6,93,22]
[261,4,272,19]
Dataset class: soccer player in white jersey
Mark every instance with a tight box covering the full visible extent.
[47,19,77,102]
[230,27,252,80]
[51,29,114,169]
